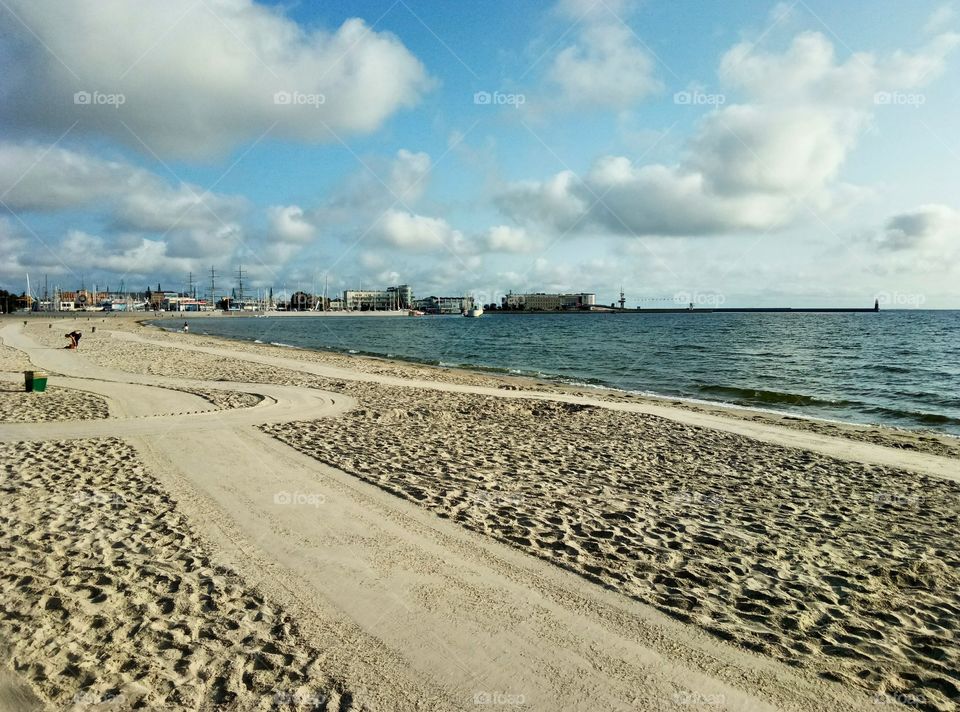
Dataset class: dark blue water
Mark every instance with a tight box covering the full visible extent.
[153,311,960,435]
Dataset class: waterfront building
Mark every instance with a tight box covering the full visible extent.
[413,295,474,314]
[343,285,413,311]
[502,292,596,311]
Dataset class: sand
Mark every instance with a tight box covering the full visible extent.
[1,314,958,711]
[0,385,110,423]
[265,391,960,710]
[0,437,353,711]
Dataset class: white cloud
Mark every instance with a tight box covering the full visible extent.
[319,149,433,222]
[0,142,246,233]
[501,30,960,238]
[547,21,661,109]
[374,209,463,251]
[483,225,539,253]
[925,4,957,34]
[16,229,196,279]
[268,205,314,243]
[0,0,433,158]
[873,204,960,253]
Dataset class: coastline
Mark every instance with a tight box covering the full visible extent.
[19,310,960,445]
[1,315,958,711]
[139,314,960,461]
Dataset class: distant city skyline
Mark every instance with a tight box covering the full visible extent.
[1,0,959,308]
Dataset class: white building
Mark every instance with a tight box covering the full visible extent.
[343,284,413,311]
[502,292,596,311]
[413,295,473,314]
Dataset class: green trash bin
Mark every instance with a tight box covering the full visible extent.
[24,371,48,392]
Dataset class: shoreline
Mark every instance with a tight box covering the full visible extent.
[137,315,960,458]
[12,309,960,442]
[7,312,960,461]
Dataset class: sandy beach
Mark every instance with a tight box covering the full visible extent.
[1,314,958,711]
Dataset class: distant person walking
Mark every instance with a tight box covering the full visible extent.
[64,331,81,349]
[183,322,189,333]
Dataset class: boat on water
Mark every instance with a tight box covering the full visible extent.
[408,309,425,317]
[463,306,484,318]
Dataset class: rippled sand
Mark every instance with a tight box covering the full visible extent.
[0,437,354,710]
[264,390,960,712]
[0,386,110,423]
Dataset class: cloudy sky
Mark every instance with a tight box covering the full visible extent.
[1,0,958,307]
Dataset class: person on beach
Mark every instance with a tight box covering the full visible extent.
[64,331,81,349]
[183,322,189,333]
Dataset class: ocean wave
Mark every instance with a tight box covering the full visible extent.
[862,405,960,428]
[696,384,853,408]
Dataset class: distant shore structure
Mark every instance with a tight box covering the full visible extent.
[8,272,885,315]
[502,292,596,311]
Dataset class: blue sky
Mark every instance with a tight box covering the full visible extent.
[1,0,958,307]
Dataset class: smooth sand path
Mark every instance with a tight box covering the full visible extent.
[0,322,894,710]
